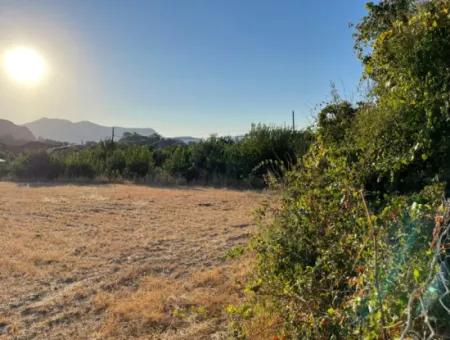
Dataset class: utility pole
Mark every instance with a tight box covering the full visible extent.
[292,110,295,131]
[112,127,115,142]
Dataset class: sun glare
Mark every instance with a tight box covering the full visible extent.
[3,47,47,86]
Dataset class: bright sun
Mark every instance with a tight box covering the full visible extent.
[3,47,47,86]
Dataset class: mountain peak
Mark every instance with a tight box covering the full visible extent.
[24,118,156,144]
[0,119,35,145]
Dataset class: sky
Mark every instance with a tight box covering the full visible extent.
[0,0,368,137]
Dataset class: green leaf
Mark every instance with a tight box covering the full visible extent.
[414,268,421,282]
[327,307,335,316]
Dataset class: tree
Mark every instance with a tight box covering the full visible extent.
[106,149,126,178]
[354,0,450,193]
[317,101,356,147]
[10,152,62,180]
[125,146,152,178]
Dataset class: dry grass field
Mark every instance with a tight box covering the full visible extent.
[0,182,263,339]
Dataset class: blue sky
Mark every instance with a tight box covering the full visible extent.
[0,0,368,137]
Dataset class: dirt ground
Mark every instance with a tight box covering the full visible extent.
[0,182,263,339]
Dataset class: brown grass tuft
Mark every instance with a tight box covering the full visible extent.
[96,259,252,339]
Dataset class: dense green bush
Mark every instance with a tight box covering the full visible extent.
[163,145,194,180]
[0,162,8,178]
[230,0,450,338]
[105,149,126,178]
[124,146,153,178]
[243,144,370,338]
[0,152,10,178]
[231,148,444,337]
[353,0,450,194]
[238,124,314,179]
[64,153,96,179]
[10,152,63,180]
[317,101,356,148]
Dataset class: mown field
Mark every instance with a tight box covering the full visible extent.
[0,182,263,339]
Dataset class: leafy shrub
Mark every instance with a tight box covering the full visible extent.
[238,124,314,180]
[317,101,356,148]
[232,1,450,338]
[163,146,196,181]
[125,146,152,178]
[64,153,96,179]
[105,149,126,178]
[353,0,450,194]
[232,140,446,338]
[237,144,369,338]
[0,162,8,178]
[10,152,63,180]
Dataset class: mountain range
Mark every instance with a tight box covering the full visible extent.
[0,119,35,145]
[0,118,202,146]
[24,118,156,144]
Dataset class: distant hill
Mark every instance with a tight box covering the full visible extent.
[0,119,35,145]
[24,118,156,144]
[119,132,185,149]
[0,140,63,155]
[173,136,202,144]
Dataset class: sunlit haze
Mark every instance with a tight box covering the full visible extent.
[0,0,366,137]
[3,47,47,86]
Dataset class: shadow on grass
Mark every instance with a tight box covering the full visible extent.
[2,179,262,192]
[1,174,265,191]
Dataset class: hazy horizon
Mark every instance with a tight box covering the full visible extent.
[0,0,366,137]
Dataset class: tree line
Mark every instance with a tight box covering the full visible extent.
[0,125,313,188]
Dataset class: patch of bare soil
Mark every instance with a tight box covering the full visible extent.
[0,183,263,339]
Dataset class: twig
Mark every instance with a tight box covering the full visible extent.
[360,189,388,340]
[400,202,450,339]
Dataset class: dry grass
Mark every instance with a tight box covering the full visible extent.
[0,182,263,339]
[95,260,252,339]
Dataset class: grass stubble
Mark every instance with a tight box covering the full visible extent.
[0,182,263,339]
